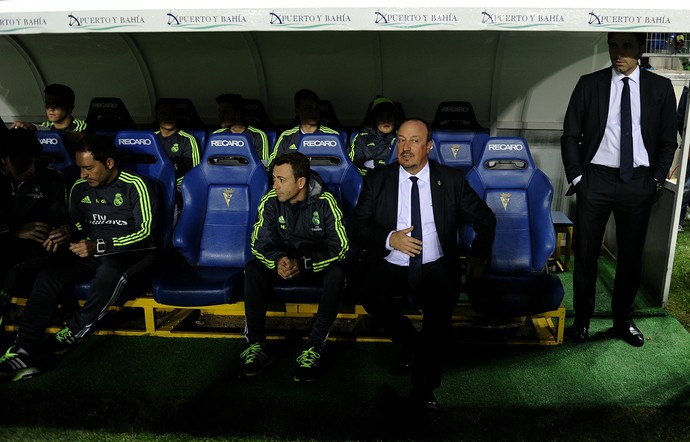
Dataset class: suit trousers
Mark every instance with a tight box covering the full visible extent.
[359,258,459,391]
[573,164,655,324]
[16,251,155,352]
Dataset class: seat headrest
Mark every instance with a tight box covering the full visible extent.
[202,133,263,184]
[431,101,485,131]
[35,131,72,164]
[243,98,272,129]
[474,137,536,189]
[115,131,166,160]
[86,97,136,131]
[432,131,489,172]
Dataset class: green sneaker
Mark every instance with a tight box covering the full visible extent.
[0,347,40,382]
[52,327,79,355]
[294,346,321,382]
[238,342,274,378]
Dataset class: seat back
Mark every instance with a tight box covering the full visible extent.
[243,98,273,130]
[86,97,137,138]
[35,131,79,187]
[175,132,268,267]
[432,130,489,172]
[165,97,205,129]
[298,133,362,218]
[465,137,555,274]
[114,131,177,248]
[431,101,486,131]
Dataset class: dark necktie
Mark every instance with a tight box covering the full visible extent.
[619,77,633,183]
[409,176,423,288]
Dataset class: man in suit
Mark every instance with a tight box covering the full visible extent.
[349,118,496,409]
[561,32,678,347]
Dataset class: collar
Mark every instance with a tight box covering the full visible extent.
[612,65,640,85]
[398,161,431,184]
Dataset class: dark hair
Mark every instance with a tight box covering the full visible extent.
[44,84,75,110]
[215,93,245,110]
[401,117,433,142]
[273,152,310,180]
[607,32,646,48]
[77,135,119,166]
[294,89,319,107]
[0,128,42,158]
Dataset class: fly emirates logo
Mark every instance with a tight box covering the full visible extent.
[91,214,128,226]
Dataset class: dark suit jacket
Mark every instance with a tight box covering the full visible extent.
[561,67,678,187]
[348,160,496,266]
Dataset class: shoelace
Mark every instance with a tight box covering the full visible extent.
[0,347,18,363]
[296,347,321,368]
[239,343,263,364]
[55,328,73,342]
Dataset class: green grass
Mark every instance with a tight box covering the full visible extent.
[667,229,690,332]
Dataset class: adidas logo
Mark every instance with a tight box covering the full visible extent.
[81,196,91,204]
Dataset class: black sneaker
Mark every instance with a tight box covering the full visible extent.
[0,347,40,382]
[238,342,274,377]
[52,327,80,355]
[294,346,321,382]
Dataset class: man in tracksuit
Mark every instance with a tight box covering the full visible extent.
[266,89,341,168]
[0,135,157,381]
[240,152,348,382]
[0,129,73,325]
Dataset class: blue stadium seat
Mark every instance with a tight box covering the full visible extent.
[432,130,489,172]
[72,130,178,301]
[152,133,268,306]
[463,137,564,317]
[35,131,79,187]
[431,101,486,131]
[86,97,137,139]
[297,133,362,219]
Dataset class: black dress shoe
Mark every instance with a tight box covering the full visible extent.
[410,388,440,411]
[568,321,589,343]
[613,321,644,347]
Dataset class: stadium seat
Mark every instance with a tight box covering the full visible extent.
[463,137,564,317]
[431,101,486,131]
[297,133,362,219]
[243,98,273,130]
[35,131,79,187]
[86,97,137,139]
[72,130,178,300]
[152,133,268,306]
[432,130,489,172]
[165,97,205,129]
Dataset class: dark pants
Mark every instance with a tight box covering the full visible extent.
[243,259,346,349]
[359,258,459,392]
[16,252,155,352]
[573,165,655,325]
[0,237,59,312]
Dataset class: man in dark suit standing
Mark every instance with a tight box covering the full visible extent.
[561,32,678,347]
[349,118,496,409]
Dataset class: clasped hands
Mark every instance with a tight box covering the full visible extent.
[277,256,300,280]
[15,222,70,253]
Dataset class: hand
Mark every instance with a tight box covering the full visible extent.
[10,121,36,131]
[276,256,300,280]
[15,221,51,243]
[389,226,422,258]
[42,225,71,253]
[69,239,96,258]
[466,256,487,280]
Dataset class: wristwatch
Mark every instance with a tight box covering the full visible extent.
[301,256,313,270]
[96,238,106,254]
